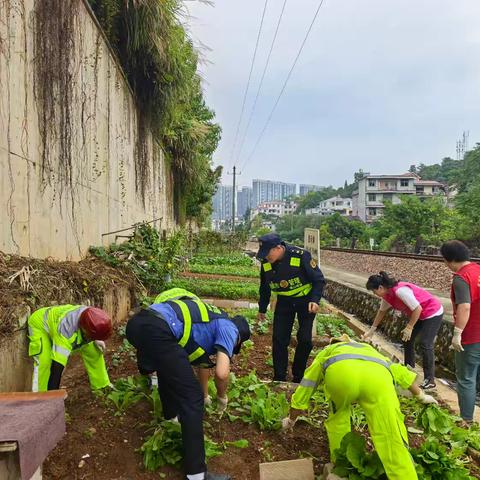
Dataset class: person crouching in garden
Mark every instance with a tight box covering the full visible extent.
[282,336,437,480]
[362,271,443,390]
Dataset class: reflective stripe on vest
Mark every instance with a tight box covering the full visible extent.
[322,353,392,373]
[169,300,207,361]
[276,283,312,297]
[43,308,52,334]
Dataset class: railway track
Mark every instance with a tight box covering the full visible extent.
[322,246,480,263]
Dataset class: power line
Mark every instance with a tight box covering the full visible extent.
[228,0,269,170]
[240,0,326,172]
[235,0,289,164]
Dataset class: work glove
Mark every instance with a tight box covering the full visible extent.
[204,395,212,407]
[415,390,438,405]
[401,325,413,342]
[451,327,464,352]
[94,340,106,353]
[361,326,376,341]
[281,416,296,430]
[217,395,228,412]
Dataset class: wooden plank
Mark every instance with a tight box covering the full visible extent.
[259,458,315,480]
[0,390,67,402]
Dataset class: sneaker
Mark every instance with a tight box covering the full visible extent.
[420,379,436,390]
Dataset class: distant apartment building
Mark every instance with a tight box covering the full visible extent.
[251,200,298,218]
[306,196,352,216]
[212,185,233,224]
[299,184,324,196]
[252,179,296,207]
[236,186,253,219]
[352,173,445,223]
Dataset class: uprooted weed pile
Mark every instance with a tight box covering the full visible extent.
[0,252,138,337]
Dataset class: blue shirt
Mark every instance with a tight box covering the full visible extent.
[149,303,239,357]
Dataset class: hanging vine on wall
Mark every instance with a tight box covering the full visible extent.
[32,0,79,198]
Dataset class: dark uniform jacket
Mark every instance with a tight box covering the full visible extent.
[258,243,326,313]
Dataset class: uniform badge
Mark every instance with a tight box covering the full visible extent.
[310,259,317,268]
[280,280,289,288]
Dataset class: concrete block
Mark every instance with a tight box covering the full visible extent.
[259,458,314,480]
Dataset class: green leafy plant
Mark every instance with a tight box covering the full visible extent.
[106,375,149,414]
[90,225,185,292]
[332,432,386,479]
[412,437,474,480]
[416,404,456,436]
[189,263,259,278]
[316,314,355,338]
[168,277,258,300]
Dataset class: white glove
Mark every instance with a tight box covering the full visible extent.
[415,390,438,405]
[451,327,464,352]
[362,326,376,341]
[94,340,106,353]
[401,326,413,342]
[204,395,212,407]
[217,396,228,412]
[281,416,296,430]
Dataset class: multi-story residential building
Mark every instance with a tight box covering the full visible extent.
[352,173,445,223]
[306,196,352,216]
[252,179,296,207]
[251,201,298,218]
[236,186,253,219]
[299,184,324,196]
[212,185,233,223]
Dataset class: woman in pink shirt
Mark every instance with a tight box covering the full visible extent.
[363,271,444,389]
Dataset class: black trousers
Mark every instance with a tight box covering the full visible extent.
[272,296,315,382]
[126,310,206,476]
[403,313,443,381]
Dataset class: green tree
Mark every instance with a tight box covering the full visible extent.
[372,196,450,251]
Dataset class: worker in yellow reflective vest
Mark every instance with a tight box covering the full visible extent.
[28,305,112,392]
[282,337,438,480]
[126,288,251,480]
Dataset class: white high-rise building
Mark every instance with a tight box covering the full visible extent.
[299,184,324,196]
[252,179,296,207]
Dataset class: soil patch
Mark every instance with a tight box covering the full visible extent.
[0,252,138,337]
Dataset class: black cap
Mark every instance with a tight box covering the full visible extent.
[256,233,282,260]
[230,315,251,355]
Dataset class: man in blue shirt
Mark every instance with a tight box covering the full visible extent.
[126,289,250,480]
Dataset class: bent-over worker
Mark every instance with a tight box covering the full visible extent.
[283,337,437,480]
[28,305,112,392]
[126,288,251,480]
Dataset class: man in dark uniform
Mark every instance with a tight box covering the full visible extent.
[126,289,251,480]
[257,233,326,383]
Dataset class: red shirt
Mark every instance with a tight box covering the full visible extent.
[451,263,480,344]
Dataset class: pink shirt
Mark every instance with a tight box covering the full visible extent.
[381,282,443,320]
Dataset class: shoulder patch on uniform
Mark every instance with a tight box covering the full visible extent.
[310,259,317,268]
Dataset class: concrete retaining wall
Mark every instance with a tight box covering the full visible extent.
[0,0,175,260]
[0,286,133,393]
[323,277,456,373]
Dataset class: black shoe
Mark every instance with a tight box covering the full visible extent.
[420,379,436,390]
[292,377,301,384]
[273,377,287,382]
[205,473,232,480]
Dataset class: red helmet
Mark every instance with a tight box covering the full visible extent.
[79,307,112,341]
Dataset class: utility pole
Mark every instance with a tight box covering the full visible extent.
[227,166,241,233]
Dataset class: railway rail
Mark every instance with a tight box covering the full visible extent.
[321,246,480,263]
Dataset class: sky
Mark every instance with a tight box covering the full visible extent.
[185,0,480,190]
